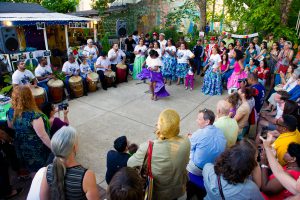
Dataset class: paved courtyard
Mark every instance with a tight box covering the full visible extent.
[66,76,226,189]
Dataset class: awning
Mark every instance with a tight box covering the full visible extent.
[0,12,93,27]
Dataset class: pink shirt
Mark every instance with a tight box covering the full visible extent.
[221,61,229,72]
[233,61,242,73]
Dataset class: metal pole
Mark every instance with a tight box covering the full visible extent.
[65,25,69,54]
[94,22,97,42]
[296,11,300,34]
[43,25,51,65]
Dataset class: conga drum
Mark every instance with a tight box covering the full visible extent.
[47,79,64,103]
[87,72,99,92]
[104,70,116,87]
[31,87,46,108]
[116,63,127,83]
[69,76,84,97]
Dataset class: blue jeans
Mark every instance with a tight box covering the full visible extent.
[37,81,49,102]
[194,58,202,75]
[222,69,234,84]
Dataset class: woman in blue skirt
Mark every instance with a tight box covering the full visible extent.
[162,39,177,85]
[176,43,195,85]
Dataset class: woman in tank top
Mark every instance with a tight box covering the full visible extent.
[40,126,99,199]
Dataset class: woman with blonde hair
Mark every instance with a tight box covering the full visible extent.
[128,109,190,199]
[7,85,51,175]
[40,126,99,199]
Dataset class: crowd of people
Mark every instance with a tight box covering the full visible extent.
[1,30,300,200]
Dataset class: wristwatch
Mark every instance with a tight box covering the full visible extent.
[261,164,269,169]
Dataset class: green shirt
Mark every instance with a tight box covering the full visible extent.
[214,116,239,147]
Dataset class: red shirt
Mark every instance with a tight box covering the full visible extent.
[256,66,269,80]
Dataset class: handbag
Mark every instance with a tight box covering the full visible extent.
[139,141,154,200]
[217,175,225,200]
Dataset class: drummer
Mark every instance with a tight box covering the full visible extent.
[62,54,87,96]
[12,60,37,87]
[95,51,116,90]
[35,57,53,95]
[108,43,127,82]
[79,56,91,94]
[83,39,99,71]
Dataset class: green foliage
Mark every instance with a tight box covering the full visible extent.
[41,0,79,13]
[224,0,298,43]
[0,74,13,95]
[101,33,110,52]
[93,0,110,15]
[53,71,66,81]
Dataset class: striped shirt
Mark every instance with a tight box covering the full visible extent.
[46,164,87,200]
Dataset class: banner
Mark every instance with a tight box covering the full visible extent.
[221,31,259,39]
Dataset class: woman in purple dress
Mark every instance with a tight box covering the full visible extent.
[41,102,69,137]
[138,50,169,100]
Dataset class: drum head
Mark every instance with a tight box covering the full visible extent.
[69,76,82,83]
[104,71,116,77]
[47,79,63,87]
[88,72,99,81]
[31,87,44,96]
[116,63,127,69]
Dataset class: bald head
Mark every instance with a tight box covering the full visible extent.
[217,100,231,116]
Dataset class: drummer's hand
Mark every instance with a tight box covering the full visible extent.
[34,84,38,88]
[0,129,12,143]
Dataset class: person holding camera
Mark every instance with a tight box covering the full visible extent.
[41,102,69,137]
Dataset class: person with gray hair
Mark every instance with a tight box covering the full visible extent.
[214,100,239,147]
[40,126,99,199]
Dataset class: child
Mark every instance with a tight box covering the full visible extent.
[128,143,138,156]
[139,50,169,100]
[245,58,257,74]
[185,66,194,90]
[226,92,239,118]
[256,59,269,86]
[79,56,90,95]
[221,53,229,73]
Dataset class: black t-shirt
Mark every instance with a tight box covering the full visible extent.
[125,38,136,52]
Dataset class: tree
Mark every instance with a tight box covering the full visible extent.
[194,0,206,31]
[41,0,79,13]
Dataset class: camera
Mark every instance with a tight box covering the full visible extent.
[238,78,247,83]
[58,102,69,111]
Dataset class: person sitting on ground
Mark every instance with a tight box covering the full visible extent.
[271,115,300,166]
[257,90,290,137]
[106,136,131,184]
[128,109,190,200]
[107,167,143,200]
[186,109,226,200]
[40,126,100,199]
[260,142,300,199]
[214,100,239,147]
[203,139,263,200]
[41,102,69,137]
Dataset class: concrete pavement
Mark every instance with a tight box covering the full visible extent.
[65,76,227,190]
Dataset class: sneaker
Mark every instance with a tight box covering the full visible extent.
[185,87,188,90]
[190,88,193,91]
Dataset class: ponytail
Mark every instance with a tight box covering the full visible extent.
[51,156,66,200]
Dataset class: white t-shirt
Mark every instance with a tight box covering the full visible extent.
[12,69,35,85]
[27,167,46,200]
[283,77,298,92]
[209,53,222,69]
[177,49,194,64]
[164,46,176,58]
[146,56,162,73]
[80,63,91,74]
[275,103,284,119]
[83,46,98,60]
[158,39,167,49]
[62,61,80,76]
[95,56,111,72]
[34,64,53,81]
[134,45,147,57]
[107,49,126,65]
